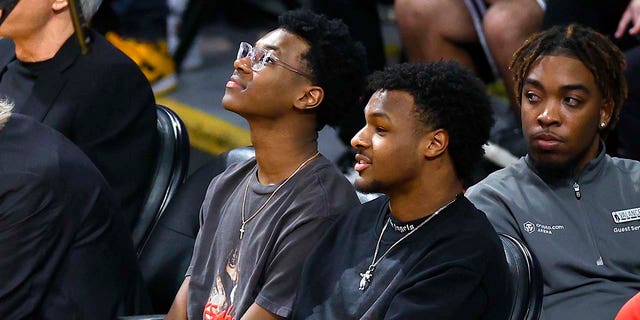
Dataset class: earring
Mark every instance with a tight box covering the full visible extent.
[600,122,606,128]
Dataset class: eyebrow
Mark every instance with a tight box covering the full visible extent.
[524,78,543,88]
[524,78,591,94]
[560,84,591,94]
[368,111,391,121]
[260,44,280,53]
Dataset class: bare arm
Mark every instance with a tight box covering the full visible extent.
[165,277,190,320]
[240,303,285,320]
[616,0,640,38]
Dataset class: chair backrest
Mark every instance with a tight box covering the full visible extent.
[499,233,543,320]
[132,105,190,253]
[137,146,254,313]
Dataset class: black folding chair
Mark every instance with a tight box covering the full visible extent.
[132,105,190,253]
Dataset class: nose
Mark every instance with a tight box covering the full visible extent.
[537,102,561,127]
[351,126,370,150]
[233,56,252,74]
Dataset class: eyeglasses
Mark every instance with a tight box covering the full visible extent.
[237,42,313,80]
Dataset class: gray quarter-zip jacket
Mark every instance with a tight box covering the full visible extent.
[467,149,640,320]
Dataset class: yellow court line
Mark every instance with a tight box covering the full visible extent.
[156,97,251,155]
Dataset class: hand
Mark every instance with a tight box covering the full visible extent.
[616,0,640,38]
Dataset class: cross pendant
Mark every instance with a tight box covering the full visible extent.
[359,267,374,291]
[239,223,246,240]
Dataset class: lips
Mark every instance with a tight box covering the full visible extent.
[530,131,563,151]
[354,154,371,172]
[225,75,246,89]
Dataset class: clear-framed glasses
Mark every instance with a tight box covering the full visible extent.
[237,42,313,80]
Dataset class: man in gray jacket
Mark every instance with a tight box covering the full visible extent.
[467,24,640,320]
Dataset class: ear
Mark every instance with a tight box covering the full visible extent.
[52,0,69,11]
[599,98,614,128]
[293,86,324,110]
[422,129,449,159]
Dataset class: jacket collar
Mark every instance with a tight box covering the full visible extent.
[0,32,83,72]
[45,31,86,73]
[4,32,88,121]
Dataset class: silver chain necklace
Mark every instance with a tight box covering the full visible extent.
[358,197,457,291]
[239,152,320,240]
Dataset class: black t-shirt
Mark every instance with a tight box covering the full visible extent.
[293,195,511,320]
[0,58,54,108]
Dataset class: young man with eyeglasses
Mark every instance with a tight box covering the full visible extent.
[292,62,510,319]
[165,10,367,320]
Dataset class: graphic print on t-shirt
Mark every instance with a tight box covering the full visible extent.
[203,248,240,320]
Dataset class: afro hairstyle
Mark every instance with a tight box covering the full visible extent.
[367,61,494,181]
[278,10,368,130]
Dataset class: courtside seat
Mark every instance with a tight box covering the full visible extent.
[132,105,190,252]
[499,233,543,320]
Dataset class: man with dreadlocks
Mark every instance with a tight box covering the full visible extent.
[467,24,640,320]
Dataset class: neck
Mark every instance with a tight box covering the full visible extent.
[388,164,462,222]
[249,119,319,185]
[13,16,74,62]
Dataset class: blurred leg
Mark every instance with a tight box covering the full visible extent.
[395,0,478,71]
[483,0,543,108]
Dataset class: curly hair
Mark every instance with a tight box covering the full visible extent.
[278,10,368,130]
[367,62,494,181]
[510,24,627,136]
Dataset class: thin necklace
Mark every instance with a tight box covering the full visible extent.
[358,197,457,291]
[239,152,320,240]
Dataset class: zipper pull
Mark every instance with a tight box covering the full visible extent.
[573,182,581,199]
